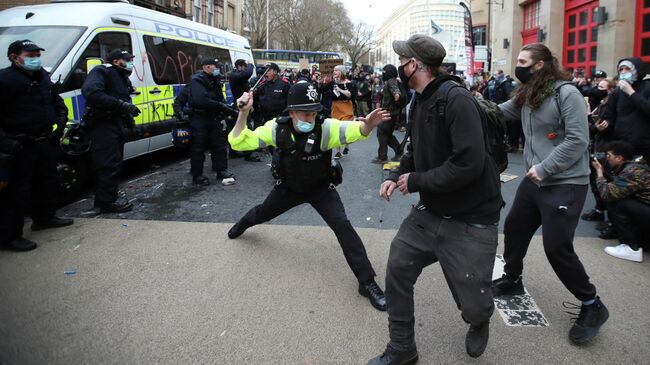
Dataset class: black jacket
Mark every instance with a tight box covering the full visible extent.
[228,63,254,100]
[255,77,290,119]
[388,74,503,224]
[492,77,514,104]
[0,64,67,136]
[603,57,650,149]
[189,71,228,113]
[82,65,134,124]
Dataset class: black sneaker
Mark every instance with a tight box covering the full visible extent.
[466,321,489,358]
[334,152,342,160]
[581,209,605,221]
[342,147,349,156]
[358,280,387,311]
[216,170,235,179]
[492,274,525,297]
[598,226,619,240]
[566,297,609,344]
[31,216,74,231]
[192,175,210,186]
[367,346,419,365]
[5,238,38,252]
[227,221,248,239]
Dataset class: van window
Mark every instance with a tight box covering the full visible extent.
[61,32,132,93]
[0,26,85,71]
[143,36,232,85]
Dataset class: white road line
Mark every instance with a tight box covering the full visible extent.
[492,255,549,327]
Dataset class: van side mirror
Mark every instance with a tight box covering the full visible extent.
[86,58,102,74]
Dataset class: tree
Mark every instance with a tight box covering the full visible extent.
[342,22,374,69]
[244,0,284,49]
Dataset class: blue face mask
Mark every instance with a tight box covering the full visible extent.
[296,120,315,133]
[125,61,134,71]
[21,57,42,71]
[212,69,221,77]
[619,72,636,83]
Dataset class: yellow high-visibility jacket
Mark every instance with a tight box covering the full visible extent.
[228,118,370,151]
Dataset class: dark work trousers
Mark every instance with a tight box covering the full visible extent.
[503,178,597,301]
[88,121,125,208]
[0,140,59,245]
[190,114,227,177]
[236,184,376,284]
[377,116,401,160]
[607,198,650,251]
[385,205,498,352]
[588,162,606,211]
[507,119,525,149]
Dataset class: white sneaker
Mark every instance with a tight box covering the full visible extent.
[604,244,643,262]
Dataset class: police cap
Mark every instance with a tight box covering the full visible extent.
[106,49,134,62]
[7,39,44,57]
[201,58,219,66]
[392,34,446,67]
[284,82,323,112]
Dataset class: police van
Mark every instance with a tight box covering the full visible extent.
[0,0,254,201]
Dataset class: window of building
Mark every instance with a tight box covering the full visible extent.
[193,0,201,23]
[473,25,487,46]
[208,0,214,26]
[564,0,599,77]
[521,0,541,46]
[636,0,650,69]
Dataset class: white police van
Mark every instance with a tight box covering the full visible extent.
[0,0,254,201]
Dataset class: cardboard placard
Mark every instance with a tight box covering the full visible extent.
[298,58,309,71]
[319,59,343,76]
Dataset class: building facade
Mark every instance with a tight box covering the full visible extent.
[373,0,468,70]
[490,0,648,78]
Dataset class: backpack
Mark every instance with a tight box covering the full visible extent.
[435,80,509,173]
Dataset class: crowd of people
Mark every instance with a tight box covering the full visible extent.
[1,31,649,365]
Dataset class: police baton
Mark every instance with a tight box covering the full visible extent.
[238,67,271,108]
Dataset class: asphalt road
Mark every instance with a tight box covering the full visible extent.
[59,130,601,238]
[2,130,639,365]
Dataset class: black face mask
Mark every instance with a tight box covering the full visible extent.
[398,60,414,89]
[515,65,534,84]
[594,89,608,99]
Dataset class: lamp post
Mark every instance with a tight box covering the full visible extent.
[265,0,269,49]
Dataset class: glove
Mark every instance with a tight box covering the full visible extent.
[118,100,141,117]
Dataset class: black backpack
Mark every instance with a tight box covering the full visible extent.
[434,80,508,173]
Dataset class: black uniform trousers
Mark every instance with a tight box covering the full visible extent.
[607,198,650,251]
[88,121,125,208]
[503,178,597,301]
[236,184,376,284]
[385,205,498,352]
[377,116,401,160]
[0,140,60,245]
[190,113,227,177]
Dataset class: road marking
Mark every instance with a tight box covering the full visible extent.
[492,255,549,327]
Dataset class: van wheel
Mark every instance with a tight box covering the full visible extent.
[57,156,87,205]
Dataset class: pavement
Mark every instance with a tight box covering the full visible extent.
[1,132,649,364]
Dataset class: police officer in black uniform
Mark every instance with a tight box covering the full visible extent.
[228,82,391,311]
[254,62,290,126]
[0,39,74,251]
[188,58,238,186]
[82,49,140,213]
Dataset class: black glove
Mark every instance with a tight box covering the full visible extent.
[220,103,239,118]
[118,100,141,117]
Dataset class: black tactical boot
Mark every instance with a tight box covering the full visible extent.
[358,280,387,311]
[367,346,419,365]
[466,321,489,358]
[31,216,74,231]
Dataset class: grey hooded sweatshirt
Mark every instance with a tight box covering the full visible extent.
[498,81,590,186]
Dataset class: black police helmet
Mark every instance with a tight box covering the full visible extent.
[284,82,323,112]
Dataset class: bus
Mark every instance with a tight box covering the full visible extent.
[252,49,342,70]
[0,0,254,202]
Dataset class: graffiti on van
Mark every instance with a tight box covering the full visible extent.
[146,51,199,85]
[154,23,246,50]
